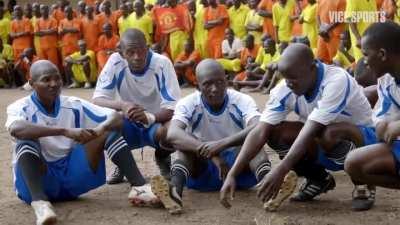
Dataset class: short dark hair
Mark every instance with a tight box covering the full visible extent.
[363,21,400,54]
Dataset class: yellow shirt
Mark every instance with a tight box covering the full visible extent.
[0,17,10,45]
[70,50,98,83]
[127,12,153,45]
[333,48,354,69]
[228,4,250,39]
[4,10,11,20]
[255,48,280,70]
[118,16,131,36]
[245,9,264,44]
[345,0,377,61]
[194,2,208,58]
[394,0,400,23]
[272,0,295,42]
[301,4,317,49]
[0,44,13,61]
[145,0,157,6]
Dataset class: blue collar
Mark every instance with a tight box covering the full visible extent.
[201,94,228,116]
[304,60,324,103]
[30,92,61,118]
[129,51,153,77]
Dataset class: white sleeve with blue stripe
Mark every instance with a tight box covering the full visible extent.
[259,82,292,125]
[92,54,120,100]
[171,94,196,126]
[73,97,116,128]
[373,75,400,125]
[157,58,181,110]
[232,92,260,126]
[5,99,28,131]
[308,74,350,125]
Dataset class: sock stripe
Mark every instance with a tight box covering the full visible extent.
[171,164,189,180]
[255,162,271,176]
[106,136,124,152]
[15,145,40,162]
[107,139,128,159]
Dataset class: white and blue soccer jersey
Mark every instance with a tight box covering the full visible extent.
[373,74,400,125]
[92,51,181,114]
[260,61,373,126]
[5,93,115,162]
[172,89,260,142]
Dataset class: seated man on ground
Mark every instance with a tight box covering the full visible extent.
[92,29,180,205]
[217,28,243,74]
[234,38,280,92]
[64,40,98,89]
[151,59,271,214]
[5,60,156,225]
[97,23,119,72]
[220,43,378,212]
[174,39,201,86]
[232,34,260,83]
[345,21,400,211]
[0,38,14,88]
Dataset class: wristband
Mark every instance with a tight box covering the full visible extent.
[143,112,156,128]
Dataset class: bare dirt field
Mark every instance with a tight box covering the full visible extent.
[0,88,399,225]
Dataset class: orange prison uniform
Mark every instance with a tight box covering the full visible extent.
[316,0,346,64]
[95,12,119,35]
[258,0,276,40]
[85,0,96,6]
[291,0,307,36]
[11,18,33,59]
[204,5,229,59]
[174,50,201,85]
[35,17,60,68]
[97,34,119,71]
[81,17,100,51]
[235,44,260,81]
[52,9,77,25]
[59,18,82,58]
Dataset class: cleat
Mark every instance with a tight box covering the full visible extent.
[290,173,335,202]
[128,183,162,207]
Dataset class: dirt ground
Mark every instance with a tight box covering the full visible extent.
[0,88,399,225]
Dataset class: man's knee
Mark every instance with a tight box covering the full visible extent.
[15,140,41,162]
[344,150,363,177]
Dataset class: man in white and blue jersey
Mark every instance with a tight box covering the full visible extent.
[345,21,400,211]
[149,59,271,214]
[92,29,181,204]
[220,43,377,210]
[6,60,152,225]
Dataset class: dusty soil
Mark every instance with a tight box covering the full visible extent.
[0,88,399,225]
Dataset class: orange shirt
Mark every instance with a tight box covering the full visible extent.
[317,0,347,37]
[85,0,96,6]
[240,44,260,66]
[95,12,119,34]
[258,0,276,38]
[204,5,229,42]
[98,34,119,51]
[81,17,101,51]
[175,50,201,65]
[291,0,307,36]
[59,18,81,48]
[52,9,78,25]
[35,18,58,49]
[11,18,33,49]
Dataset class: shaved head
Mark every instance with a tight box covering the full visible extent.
[121,28,147,46]
[196,59,227,109]
[196,59,225,82]
[277,43,317,96]
[30,60,60,82]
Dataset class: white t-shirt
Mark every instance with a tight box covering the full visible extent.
[221,38,243,57]
[373,73,400,125]
[172,89,260,142]
[5,93,115,162]
[92,51,181,114]
[260,62,373,127]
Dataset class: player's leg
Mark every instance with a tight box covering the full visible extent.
[266,121,335,202]
[153,122,174,180]
[14,140,57,225]
[82,60,92,88]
